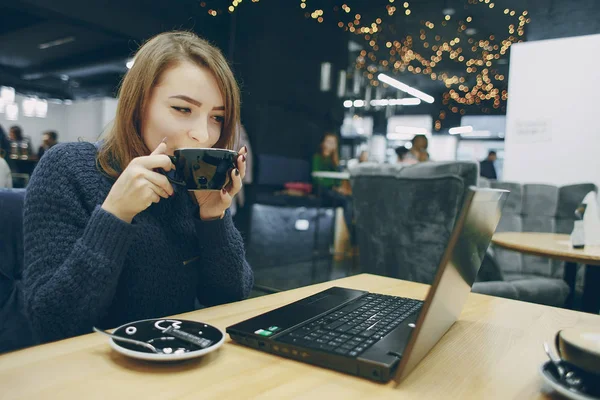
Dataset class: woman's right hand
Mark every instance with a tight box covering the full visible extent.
[101,141,175,223]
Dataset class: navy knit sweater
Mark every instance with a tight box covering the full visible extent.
[22,142,254,343]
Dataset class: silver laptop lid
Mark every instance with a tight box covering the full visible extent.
[394,187,508,382]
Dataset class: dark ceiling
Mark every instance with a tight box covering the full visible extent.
[1,0,599,102]
[1,0,599,151]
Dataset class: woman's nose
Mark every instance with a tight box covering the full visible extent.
[188,123,209,145]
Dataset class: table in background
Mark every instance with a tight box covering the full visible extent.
[1,273,599,399]
[311,171,351,181]
[492,232,600,313]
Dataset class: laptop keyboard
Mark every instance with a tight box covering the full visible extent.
[277,294,422,357]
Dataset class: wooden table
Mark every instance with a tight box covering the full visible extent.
[1,274,599,399]
[492,232,600,313]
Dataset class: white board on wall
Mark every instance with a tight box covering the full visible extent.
[504,34,600,191]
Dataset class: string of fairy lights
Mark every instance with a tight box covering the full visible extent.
[198,0,530,131]
[299,0,530,130]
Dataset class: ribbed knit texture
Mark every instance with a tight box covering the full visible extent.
[22,142,254,343]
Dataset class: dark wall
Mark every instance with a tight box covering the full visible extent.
[229,0,348,161]
[526,0,600,41]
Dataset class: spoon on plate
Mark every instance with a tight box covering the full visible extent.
[543,342,584,390]
[93,327,161,354]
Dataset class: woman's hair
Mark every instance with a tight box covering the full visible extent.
[97,31,241,178]
[319,133,339,167]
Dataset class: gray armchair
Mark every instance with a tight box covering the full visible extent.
[349,162,574,307]
[488,181,597,306]
[350,162,476,284]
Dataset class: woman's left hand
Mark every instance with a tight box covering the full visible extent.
[193,146,248,220]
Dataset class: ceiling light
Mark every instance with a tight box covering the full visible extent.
[353,99,365,107]
[1,86,15,104]
[126,58,135,69]
[465,28,477,35]
[22,97,36,117]
[377,73,435,103]
[6,103,18,121]
[370,98,421,106]
[343,100,353,108]
[38,36,75,50]
[449,125,473,134]
[35,99,48,118]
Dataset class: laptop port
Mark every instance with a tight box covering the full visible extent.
[258,341,266,348]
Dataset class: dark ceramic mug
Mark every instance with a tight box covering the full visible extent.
[162,148,237,191]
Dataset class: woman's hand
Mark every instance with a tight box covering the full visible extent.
[101,141,175,223]
[193,146,248,220]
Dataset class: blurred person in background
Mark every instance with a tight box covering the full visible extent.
[312,132,354,243]
[395,146,409,163]
[480,150,497,180]
[8,125,32,158]
[418,150,430,162]
[404,134,429,164]
[8,125,23,142]
[37,130,58,159]
[0,151,12,188]
[0,125,10,156]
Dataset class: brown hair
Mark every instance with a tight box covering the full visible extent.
[97,31,240,178]
[319,133,339,167]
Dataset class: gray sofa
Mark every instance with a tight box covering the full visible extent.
[487,181,597,306]
[349,161,572,307]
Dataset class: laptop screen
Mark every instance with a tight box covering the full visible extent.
[395,187,508,382]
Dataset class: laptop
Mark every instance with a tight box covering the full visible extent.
[227,187,508,383]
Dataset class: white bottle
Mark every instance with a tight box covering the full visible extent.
[571,220,585,249]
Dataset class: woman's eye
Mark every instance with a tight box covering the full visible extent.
[172,106,191,114]
[212,115,224,124]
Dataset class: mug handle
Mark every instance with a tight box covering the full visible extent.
[158,155,186,186]
[555,330,564,358]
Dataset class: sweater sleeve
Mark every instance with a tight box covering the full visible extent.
[22,145,137,343]
[193,210,254,306]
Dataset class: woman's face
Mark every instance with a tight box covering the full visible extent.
[323,136,337,154]
[141,61,225,155]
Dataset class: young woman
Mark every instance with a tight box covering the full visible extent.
[22,31,253,343]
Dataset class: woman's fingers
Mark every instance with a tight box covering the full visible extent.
[134,154,174,171]
[236,154,246,180]
[220,186,233,209]
[226,168,242,196]
[146,185,162,207]
[144,169,174,197]
[151,139,168,155]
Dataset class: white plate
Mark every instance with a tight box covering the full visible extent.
[539,361,599,400]
[106,318,225,362]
